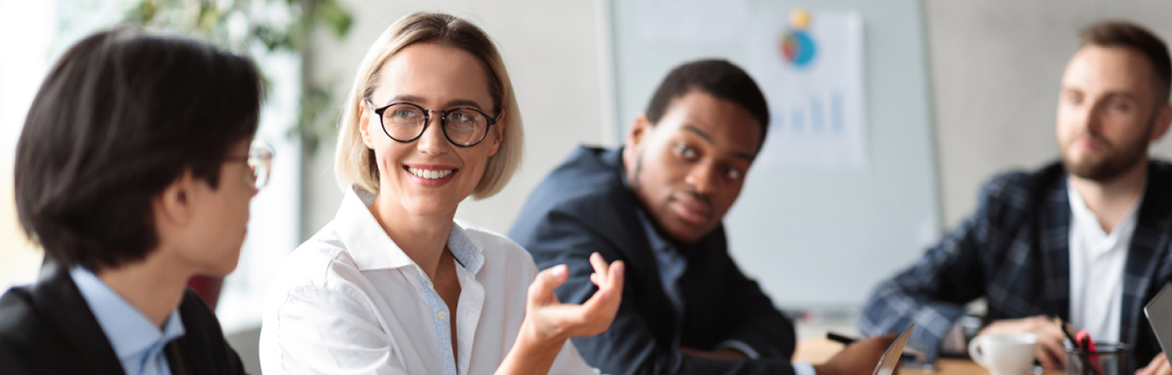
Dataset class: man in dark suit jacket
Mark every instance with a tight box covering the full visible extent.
[0,28,269,374]
[860,21,1172,375]
[510,59,894,375]
[0,263,244,374]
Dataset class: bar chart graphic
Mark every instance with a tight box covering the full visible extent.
[749,10,868,170]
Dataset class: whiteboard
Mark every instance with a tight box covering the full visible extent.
[606,0,941,309]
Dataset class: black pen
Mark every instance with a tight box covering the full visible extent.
[1053,315,1081,349]
[827,332,857,345]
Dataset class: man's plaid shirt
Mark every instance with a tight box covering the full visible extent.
[859,161,1172,371]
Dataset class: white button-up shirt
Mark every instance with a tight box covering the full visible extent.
[259,188,597,375]
[1067,181,1142,343]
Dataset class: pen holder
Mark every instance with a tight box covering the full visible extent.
[1065,342,1127,375]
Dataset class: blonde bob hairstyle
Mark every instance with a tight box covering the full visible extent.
[335,12,522,199]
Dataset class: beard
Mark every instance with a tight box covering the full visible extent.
[1061,122,1152,181]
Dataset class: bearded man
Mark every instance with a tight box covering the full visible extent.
[860,20,1172,375]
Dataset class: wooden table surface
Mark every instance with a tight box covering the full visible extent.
[794,337,1064,375]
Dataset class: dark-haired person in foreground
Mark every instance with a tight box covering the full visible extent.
[0,28,271,374]
[860,21,1172,375]
[509,59,894,375]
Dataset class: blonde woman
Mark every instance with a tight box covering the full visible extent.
[259,12,623,375]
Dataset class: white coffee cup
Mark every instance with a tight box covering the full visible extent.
[968,333,1037,375]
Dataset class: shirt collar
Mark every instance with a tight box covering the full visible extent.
[336,186,485,274]
[620,168,680,256]
[447,220,485,275]
[69,266,185,362]
[634,204,678,256]
[1066,176,1145,247]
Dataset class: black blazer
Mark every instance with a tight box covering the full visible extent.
[0,263,245,375]
[509,146,798,375]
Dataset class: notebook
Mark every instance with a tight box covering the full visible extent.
[1144,283,1172,354]
[872,323,915,375]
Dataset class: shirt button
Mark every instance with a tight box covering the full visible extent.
[437,311,447,320]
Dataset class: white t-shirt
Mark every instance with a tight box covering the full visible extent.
[259,188,597,375]
[1067,180,1142,343]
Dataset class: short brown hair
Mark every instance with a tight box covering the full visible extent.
[335,12,522,199]
[1080,21,1172,105]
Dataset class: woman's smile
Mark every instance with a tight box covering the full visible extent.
[404,164,459,186]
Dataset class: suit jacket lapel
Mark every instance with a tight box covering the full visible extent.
[32,263,125,373]
[601,148,668,295]
[1039,171,1072,320]
[168,289,239,375]
[167,292,204,375]
[600,148,680,337]
[1121,172,1172,350]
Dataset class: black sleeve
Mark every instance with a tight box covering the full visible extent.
[857,174,1025,360]
[682,244,796,360]
[520,209,798,375]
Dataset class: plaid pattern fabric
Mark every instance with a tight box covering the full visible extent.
[859,161,1172,370]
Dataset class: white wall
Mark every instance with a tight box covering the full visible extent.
[0,0,56,290]
[302,0,611,239]
[302,0,1172,308]
[925,0,1172,228]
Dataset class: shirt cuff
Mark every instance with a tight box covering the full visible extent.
[714,340,760,359]
[942,316,970,353]
[793,361,817,375]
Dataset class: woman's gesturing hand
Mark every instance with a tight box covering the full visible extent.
[524,252,625,342]
[497,253,625,375]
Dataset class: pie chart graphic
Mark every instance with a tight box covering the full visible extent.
[780,30,816,68]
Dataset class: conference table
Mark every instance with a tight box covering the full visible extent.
[794,337,1064,375]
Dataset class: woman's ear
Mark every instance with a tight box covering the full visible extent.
[359,100,376,148]
[487,107,505,157]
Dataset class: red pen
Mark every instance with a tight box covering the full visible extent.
[1076,330,1103,375]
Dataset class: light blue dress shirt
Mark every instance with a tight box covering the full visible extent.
[70,266,186,375]
[413,224,486,375]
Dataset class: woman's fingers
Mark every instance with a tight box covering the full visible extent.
[527,264,568,308]
[582,259,624,315]
[566,259,623,336]
[589,252,609,275]
[590,252,613,287]
[522,256,626,341]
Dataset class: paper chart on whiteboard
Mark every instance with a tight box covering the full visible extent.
[747,11,868,170]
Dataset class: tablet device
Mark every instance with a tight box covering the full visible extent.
[872,323,914,375]
[1144,282,1172,354]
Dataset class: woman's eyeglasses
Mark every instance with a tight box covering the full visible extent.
[365,99,499,147]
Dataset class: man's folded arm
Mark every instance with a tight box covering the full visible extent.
[525,212,800,375]
[708,250,797,360]
[858,192,1004,360]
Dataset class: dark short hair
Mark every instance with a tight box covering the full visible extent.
[1080,21,1172,105]
[15,28,263,272]
[643,59,770,149]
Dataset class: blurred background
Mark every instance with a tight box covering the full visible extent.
[3,0,1172,373]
